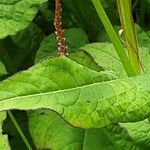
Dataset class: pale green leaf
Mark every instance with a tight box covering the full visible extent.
[82,128,115,150]
[0,0,47,39]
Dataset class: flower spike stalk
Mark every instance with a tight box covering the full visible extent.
[54,0,68,56]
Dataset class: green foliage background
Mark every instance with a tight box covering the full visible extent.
[0,0,150,149]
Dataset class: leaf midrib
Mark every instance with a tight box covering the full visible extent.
[0,79,118,104]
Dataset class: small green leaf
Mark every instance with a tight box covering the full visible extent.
[35,28,89,62]
[68,50,103,72]
[107,120,150,149]
[0,0,47,39]
[0,112,10,150]
[0,61,7,77]
[80,43,126,76]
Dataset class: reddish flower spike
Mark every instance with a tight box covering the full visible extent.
[54,0,68,56]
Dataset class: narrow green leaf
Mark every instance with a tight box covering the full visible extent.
[91,0,135,76]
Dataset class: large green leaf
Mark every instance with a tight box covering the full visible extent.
[28,111,150,149]
[28,110,116,150]
[0,112,10,150]
[29,111,150,150]
[0,56,149,129]
[28,110,84,149]
[0,0,47,39]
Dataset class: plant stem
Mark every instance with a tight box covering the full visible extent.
[91,0,135,76]
[117,0,142,75]
[8,111,32,150]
